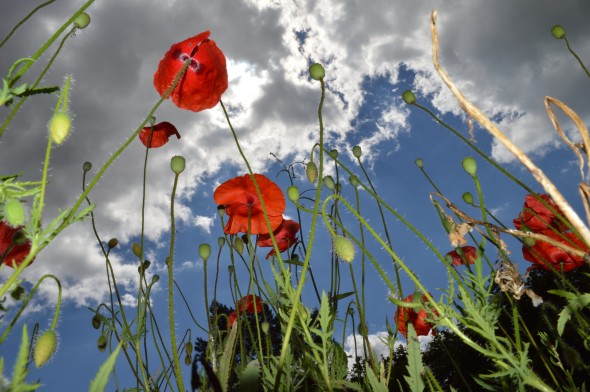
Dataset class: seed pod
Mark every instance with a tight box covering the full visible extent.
[83,161,92,172]
[352,146,362,158]
[107,238,119,249]
[551,25,566,39]
[74,12,91,29]
[170,155,186,174]
[199,243,211,262]
[34,330,58,367]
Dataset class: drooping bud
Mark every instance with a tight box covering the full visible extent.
[132,243,142,258]
[74,12,91,29]
[352,146,362,158]
[199,243,211,262]
[97,335,107,352]
[462,192,474,205]
[322,175,335,191]
[551,25,566,39]
[309,63,325,81]
[92,314,101,329]
[415,158,424,169]
[107,238,119,249]
[333,234,355,262]
[4,199,25,227]
[170,155,186,174]
[33,330,58,367]
[185,342,193,355]
[151,274,160,284]
[218,237,225,247]
[217,205,226,217]
[184,355,192,366]
[357,323,368,336]
[234,236,244,255]
[402,90,416,105]
[261,321,270,334]
[306,162,318,184]
[49,112,72,145]
[83,161,92,172]
[462,156,477,176]
[287,185,300,202]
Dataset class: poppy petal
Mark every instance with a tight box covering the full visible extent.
[138,121,181,148]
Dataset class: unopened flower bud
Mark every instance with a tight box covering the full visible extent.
[415,158,424,169]
[4,199,25,227]
[74,12,91,29]
[352,146,362,158]
[234,236,244,255]
[148,116,156,125]
[462,192,474,205]
[218,237,225,247]
[185,342,193,355]
[333,234,355,262]
[151,274,160,284]
[49,112,72,145]
[323,175,335,191]
[132,243,142,258]
[357,323,368,336]
[107,238,118,249]
[217,206,226,217]
[170,155,186,174]
[261,321,270,334]
[402,90,416,105]
[92,314,101,329]
[97,335,107,352]
[228,265,234,274]
[287,185,300,202]
[329,149,338,159]
[306,162,318,184]
[309,63,325,80]
[349,175,359,188]
[83,161,92,172]
[184,355,192,366]
[34,330,58,367]
[551,25,566,39]
[199,243,211,262]
[462,156,477,176]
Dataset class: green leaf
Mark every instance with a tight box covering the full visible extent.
[404,324,425,392]
[10,325,40,392]
[219,322,239,392]
[365,366,388,392]
[89,341,123,392]
[331,291,355,302]
[238,359,261,392]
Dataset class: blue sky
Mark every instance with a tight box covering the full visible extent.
[1,0,590,389]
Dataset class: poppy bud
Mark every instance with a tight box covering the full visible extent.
[217,205,226,217]
[352,146,362,158]
[287,186,300,202]
[106,238,118,249]
[261,321,270,334]
[74,12,91,29]
[10,285,24,300]
[184,355,192,366]
[148,116,156,125]
[415,158,424,169]
[199,243,211,262]
[4,199,25,227]
[349,175,359,188]
[170,155,186,174]
[551,25,566,39]
[34,330,58,367]
[309,63,325,80]
[462,192,474,205]
[234,236,244,255]
[329,149,338,159]
[357,323,368,336]
[92,314,101,329]
[49,112,72,145]
[333,234,355,262]
[83,161,92,172]
[132,243,142,258]
[323,175,335,191]
[306,162,318,184]
[402,90,416,105]
[151,274,160,284]
[97,335,107,352]
[218,237,225,247]
[185,342,193,355]
[228,265,235,274]
[462,156,477,176]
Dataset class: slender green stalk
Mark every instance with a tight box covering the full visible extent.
[564,36,590,79]
[0,0,57,49]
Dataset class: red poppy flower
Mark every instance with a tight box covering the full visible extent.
[394,294,437,338]
[153,31,228,112]
[138,122,180,148]
[513,194,568,233]
[214,174,286,235]
[445,246,478,266]
[257,219,300,259]
[228,295,263,327]
[0,221,33,268]
[522,230,588,272]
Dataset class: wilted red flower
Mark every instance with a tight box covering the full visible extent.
[394,293,437,338]
[513,194,568,233]
[228,295,263,327]
[214,174,286,235]
[257,219,300,259]
[523,230,588,272]
[138,122,180,148]
[446,246,478,266]
[153,31,228,112]
[0,221,33,268]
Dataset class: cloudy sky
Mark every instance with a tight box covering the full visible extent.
[1,0,590,389]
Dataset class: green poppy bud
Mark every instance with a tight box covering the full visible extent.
[352,145,362,158]
[349,175,359,188]
[323,175,335,191]
[228,265,235,274]
[551,25,566,39]
[185,342,193,355]
[309,63,325,80]
[329,149,338,159]
[170,155,186,174]
[92,314,101,329]
[462,156,477,176]
[234,236,244,255]
[34,330,58,367]
[49,112,72,145]
[184,355,192,366]
[306,162,318,184]
[415,158,424,168]
[261,321,270,334]
[151,274,160,284]
[462,192,474,205]
[83,161,92,172]
[333,234,355,262]
[218,237,225,247]
[287,185,300,202]
[4,199,25,227]
[97,335,107,352]
[10,286,24,301]
[357,323,368,336]
[132,243,142,258]
[217,206,226,217]
[74,12,91,29]
[107,238,118,249]
[402,90,416,105]
[199,243,211,262]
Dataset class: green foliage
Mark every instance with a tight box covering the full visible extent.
[404,324,425,392]
[88,341,123,392]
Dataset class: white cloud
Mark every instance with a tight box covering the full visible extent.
[193,215,215,233]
